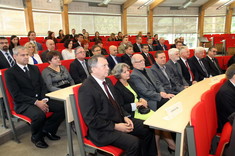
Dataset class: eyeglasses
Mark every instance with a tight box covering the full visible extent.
[135,59,145,63]
[0,42,8,45]
[94,49,101,52]
[77,51,85,54]
[212,50,217,52]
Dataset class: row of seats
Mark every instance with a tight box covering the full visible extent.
[190,78,232,156]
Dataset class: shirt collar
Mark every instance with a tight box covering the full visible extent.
[17,63,28,71]
[229,79,235,87]
[92,75,105,85]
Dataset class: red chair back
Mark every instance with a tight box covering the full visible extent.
[36,63,49,73]
[107,75,118,85]
[61,59,75,71]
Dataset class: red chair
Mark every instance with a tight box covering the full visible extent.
[36,63,49,73]
[0,68,53,142]
[61,59,75,71]
[107,75,118,85]
[70,85,124,156]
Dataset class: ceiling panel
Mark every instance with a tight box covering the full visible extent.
[72,0,127,5]
[159,0,209,7]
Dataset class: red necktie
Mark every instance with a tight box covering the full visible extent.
[185,60,194,81]
[147,54,153,65]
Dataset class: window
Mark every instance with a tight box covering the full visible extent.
[33,12,62,36]
[231,16,235,33]
[204,16,225,34]
[127,17,147,35]
[0,9,27,36]
[69,14,121,35]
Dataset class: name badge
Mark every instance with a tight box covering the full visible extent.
[163,102,183,120]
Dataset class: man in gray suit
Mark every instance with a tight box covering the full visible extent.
[151,51,184,95]
[166,48,189,88]
[129,54,174,111]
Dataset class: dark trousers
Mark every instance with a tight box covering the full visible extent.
[110,118,157,156]
[21,99,65,141]
[157,98,169,109]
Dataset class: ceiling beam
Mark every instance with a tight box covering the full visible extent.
[123,0,137,10]
[63,0,72,4]
[149,0,165,10]
[229,1,235,9]
[200,0,219,11]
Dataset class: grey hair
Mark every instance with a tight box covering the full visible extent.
[168,48,179,56]
[194,47,204,54]
[111,63,130,79]
[179,46,188,55]
[13,46,27,55]
[226,64,235,79]
[87,54,106,73]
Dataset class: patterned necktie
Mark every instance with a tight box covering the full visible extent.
[185,60,194,81]
[147,54,153,65]
[82,61,89,77]
[5,52,15,67]
[23,66,30,78]
[199,59,209,77]
[212,58,221,74]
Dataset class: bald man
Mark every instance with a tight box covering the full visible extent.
[106,45,121,70]
[41,39,63,62]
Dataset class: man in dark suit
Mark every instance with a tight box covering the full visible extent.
[178,46,198,85]
[79,55,157,156]
[121,44,134,69]
[155,37,168,51]
[204,47,223,76]
[166,48,189,87]
[151,51,184,94]
[133,36,142,52]
[106,45,121,70]
[70,28,76,42]
[70,47,89,84]
[0,37,15,69]
[95,40,108,55]
[227,54,235,67]
[216,64,235,133]
[189,47,210,81]
[130,54,173,111]
[141,44,155,66]
[41,39,63,63]
[73,33,84,49]
[5,46,65,148]
[28,31,43,51]
[147,37,155,52]
[152,34,159,45]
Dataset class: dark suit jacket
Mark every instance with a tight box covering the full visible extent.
[121,54,133,69]
[101,48,108,55]
[0,50,14,69]
[5,64,47,114]
[72,42,81,49]
[170,44,176,48]
[178,58,199,85]
[106,55,121,70]
[79,76,128,146]
[133,43,142,52]
[141,52,155,67]
[69,59,89,84]
[41,50,63,63]
[35,42,43,51]
[204,56,223,76]
[189,56,210,81]
[114,80,139,117]
[151,63,184,94]
[227,55,235,67]
[216,80,235,133]
[155,44,168,51]
[148,44,156,52]
[152,40,159,45]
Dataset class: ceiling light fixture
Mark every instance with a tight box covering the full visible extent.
[216,0,235,10]
[138,0,154,9]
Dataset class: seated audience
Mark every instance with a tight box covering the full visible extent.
[216,64,235,133]
[9,35,20,51]
[24,42,42,65]
[0,37,15,69]
[57,29,65,40]
[155,37,168,51]
[179,37,186,46]
[47,31,58,44]
[189,47,210,81]
[91,45,102,56]
[145,32,151,38]
[70,47,90,84]
[115,32,123,41]
[170,38,181,48]
[92,31,102,42]
[82,29,86,35]
[61,39,75,60]
[166,48,189,87]
[73,34,84,48]
[137,31,143,37]
[78,54,157,156]
[5,46,65,148]
[147,37,155,51]
[70,28,76,42]
[81,39,92,57]
[28,31,43,51]
[41,39,63,63]
[108,33,116,41]
[95,40,108,55]
[130,54,173,111]
[42,51,74,92]
[133,36,142,52]
[118,36,129,54]
[151,51,184,94]
[228,54,235,67]
[204,46,223,76]
[152,34,159,45]
[141,44,155,66]
[121,44,134,69]
[106,45,121,70]
[83,32,90,41]
[178,46,198,85]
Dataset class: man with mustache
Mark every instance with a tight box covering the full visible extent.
[0,37,15,69]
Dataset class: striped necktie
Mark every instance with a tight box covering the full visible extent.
[5,52,15,67]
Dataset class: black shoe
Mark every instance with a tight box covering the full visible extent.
[31,137,48,148]
[44,132,60,140]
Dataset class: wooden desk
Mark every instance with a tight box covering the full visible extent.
[144,74,225,156]
[46,84,79,156]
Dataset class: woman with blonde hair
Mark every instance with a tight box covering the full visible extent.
[24,42,42,65]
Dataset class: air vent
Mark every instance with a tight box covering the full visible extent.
[88,2,108,7]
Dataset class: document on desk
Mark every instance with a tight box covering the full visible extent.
[163,102,183,120]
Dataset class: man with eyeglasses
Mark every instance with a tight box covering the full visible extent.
[0,37,15,69]
[70,46,90,84]
[130,54,171,111]
[204,46,223,76]
[91,45,102,56]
